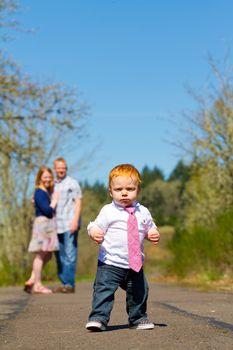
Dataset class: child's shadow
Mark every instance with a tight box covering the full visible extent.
[107,323,167,331]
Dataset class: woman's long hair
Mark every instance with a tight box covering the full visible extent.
[35,166,54,193]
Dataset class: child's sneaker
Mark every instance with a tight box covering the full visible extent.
[129,319,155,330]
[85,320,107,332]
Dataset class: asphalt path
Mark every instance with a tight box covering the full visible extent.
[0,282,232,349]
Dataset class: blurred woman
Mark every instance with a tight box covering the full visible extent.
[24,166,59,294]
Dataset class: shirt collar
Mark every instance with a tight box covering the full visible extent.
[55,175,67,184]
[112,200,139,210]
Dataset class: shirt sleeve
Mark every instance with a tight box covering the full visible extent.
[35,189,55,218]
[144,208,157,231]
[72,179,83,199]
[87,206,109,235]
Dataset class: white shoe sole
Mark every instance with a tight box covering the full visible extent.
[130,323,155,330]
[86,321,106,332]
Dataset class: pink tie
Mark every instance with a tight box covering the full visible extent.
[125,207,142,272]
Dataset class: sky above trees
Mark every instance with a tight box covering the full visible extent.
[4,0,233,184]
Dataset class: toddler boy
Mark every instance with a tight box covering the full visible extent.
[86,164,160,331]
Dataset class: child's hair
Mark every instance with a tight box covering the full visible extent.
[108,164,142,189]
[35,166,54,193]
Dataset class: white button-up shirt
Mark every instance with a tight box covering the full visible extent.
[87,201,157,269]
[55,175,82,234]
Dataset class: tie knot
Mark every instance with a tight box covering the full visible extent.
[125,206,135,215]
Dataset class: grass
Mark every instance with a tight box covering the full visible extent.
[144,225,233,292]
[1,223,232,292]
[144,226,174,278]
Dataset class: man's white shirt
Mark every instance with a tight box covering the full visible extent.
[55,175,82,234]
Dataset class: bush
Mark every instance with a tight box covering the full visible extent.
[167,208,233,278]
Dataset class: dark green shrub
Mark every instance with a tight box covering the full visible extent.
[167,208,233,278]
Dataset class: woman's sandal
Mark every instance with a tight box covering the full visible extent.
[32,285,53,294]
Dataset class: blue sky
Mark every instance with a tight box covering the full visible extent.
[4,0,233,184]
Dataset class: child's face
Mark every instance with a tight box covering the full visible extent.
[109,175,140,207]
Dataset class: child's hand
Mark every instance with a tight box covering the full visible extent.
[147,228,160,245]
[90,227,105,244]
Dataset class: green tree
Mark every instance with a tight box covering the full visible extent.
[139,179,181,225]
[0,53,88,284]
[168,160,191,184]
[83,181,108,204]
[180,55,233,230]
[141,165,164,188]
[168,55,233,281]
[0,0,89,283]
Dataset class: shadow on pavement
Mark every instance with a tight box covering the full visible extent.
[107,323,167,331]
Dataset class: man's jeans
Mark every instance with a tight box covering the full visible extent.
[88,261,149,326]
[55,230,78,288]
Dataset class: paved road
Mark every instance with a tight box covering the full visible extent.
[0,282,232,349]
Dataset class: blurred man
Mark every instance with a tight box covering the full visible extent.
[53,157,82,293]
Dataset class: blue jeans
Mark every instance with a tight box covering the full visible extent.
[55,230,78,288]
[88,261,149,326]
